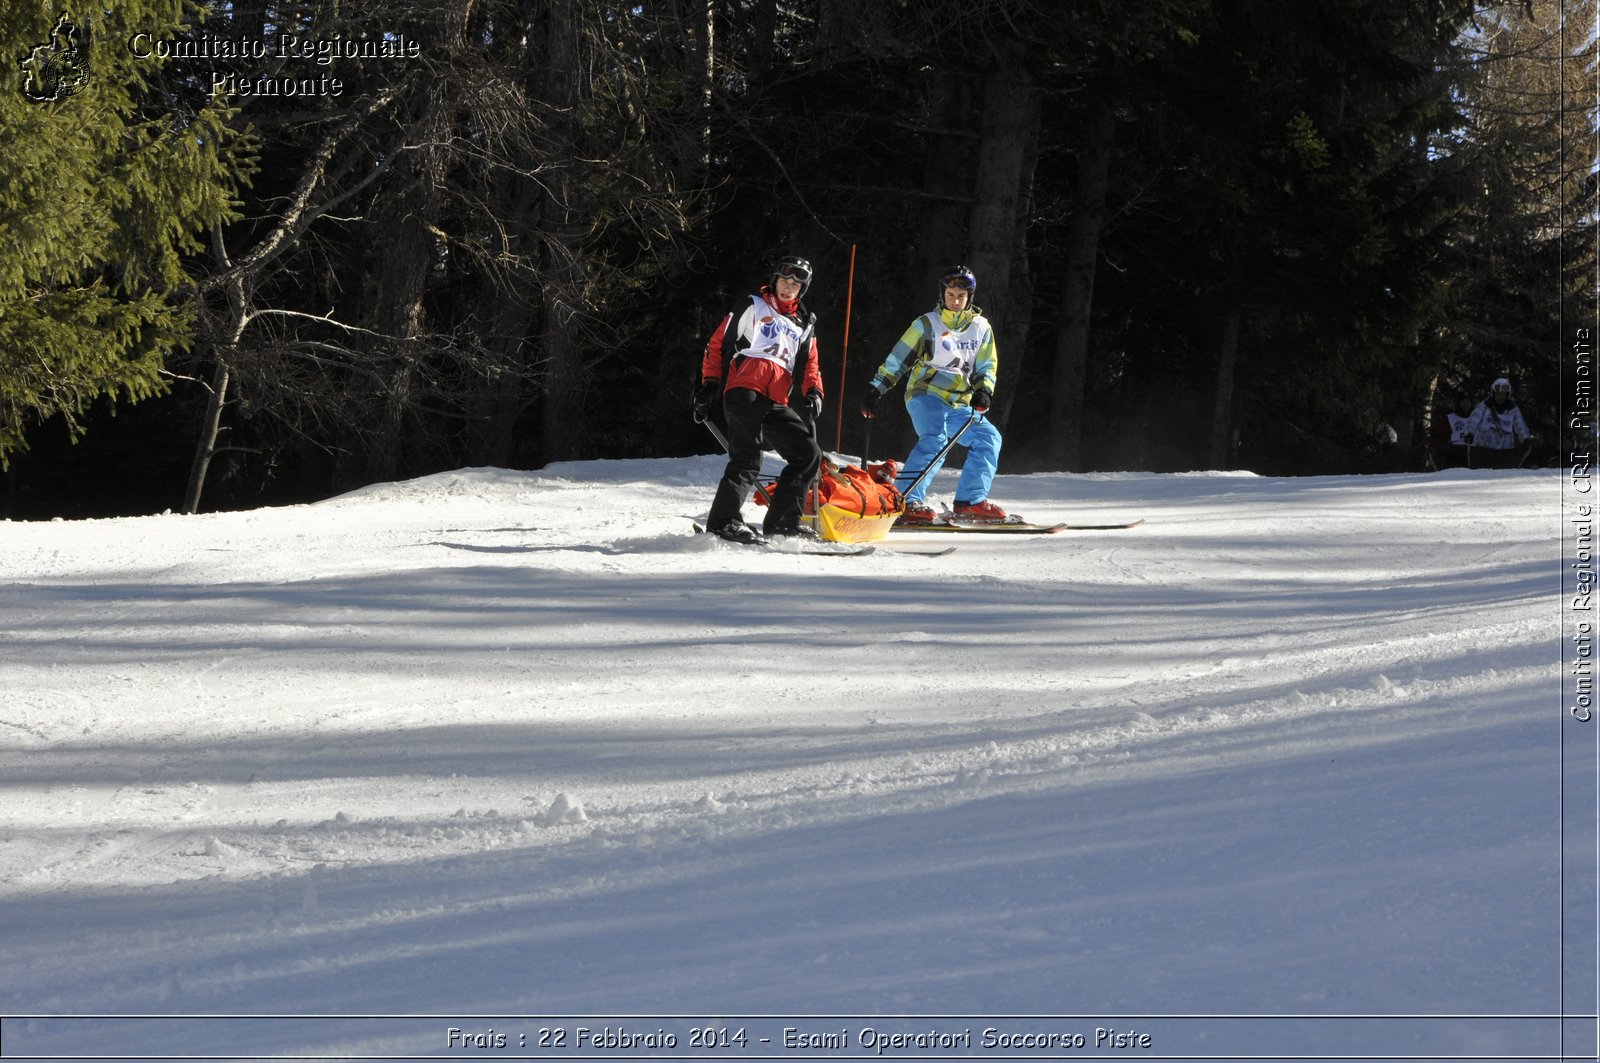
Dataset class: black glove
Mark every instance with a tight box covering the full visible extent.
[971,387,993,413]
[801,389,823,424]
[859,386,882,419]
[693,378,721,423]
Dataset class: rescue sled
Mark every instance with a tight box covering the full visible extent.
[758,457,905,544]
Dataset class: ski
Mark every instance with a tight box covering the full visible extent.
[768,542,878,556]
[893,517,1143,534]
[691,522,875,555]
[691,523,956,556]
[893,521,1069,534]
[1059,519,1145,530]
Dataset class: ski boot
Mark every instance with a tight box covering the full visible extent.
[897,501,939,526]
[952,499,1009,523]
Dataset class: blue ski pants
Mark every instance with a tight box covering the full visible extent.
[896,393,1002,505]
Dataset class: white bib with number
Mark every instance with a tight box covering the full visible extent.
[741,295,806,371]
[922,311,985,378]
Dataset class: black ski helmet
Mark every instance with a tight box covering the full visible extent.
[773,255,812,295]
[939,265,977,303]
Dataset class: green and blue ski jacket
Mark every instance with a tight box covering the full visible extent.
[870,304,997,407]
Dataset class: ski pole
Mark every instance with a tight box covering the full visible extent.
[804,414,821,534]
[898,411,980,501]
[701,418,775,506]
[898,412,981,483]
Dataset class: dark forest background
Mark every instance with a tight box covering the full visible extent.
[2,0,1595,519]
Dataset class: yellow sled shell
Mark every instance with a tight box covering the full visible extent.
[813,499,904,544]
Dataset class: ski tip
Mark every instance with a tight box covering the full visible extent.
[775,542,876,556]
[1060,518,1144,530]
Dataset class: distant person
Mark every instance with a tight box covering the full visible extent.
[1435,395,1476,469]
[1427,397,1452,469]
[858,265,1006,524]
[694,255,825,543]
[1464,377,1532,469]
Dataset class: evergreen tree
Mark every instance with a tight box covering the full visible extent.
[1431,0,1597,438]
[173,1,713,509]
[6,0,1583,514]
[0,2,249,464]
[1085,0,1480,471]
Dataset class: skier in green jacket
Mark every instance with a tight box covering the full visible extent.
[859,265,1006,524]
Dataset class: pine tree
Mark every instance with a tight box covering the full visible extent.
[1435,0,1597,414]
[1083,0,1481,471]
[0,2,248,464]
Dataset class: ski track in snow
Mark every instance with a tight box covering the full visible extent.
[0,459,1573,1058]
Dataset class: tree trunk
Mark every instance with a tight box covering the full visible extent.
[965,59,1035,329]
[816,0,846,51]
[362,0,475,483]
[183,359,232,515]
[465,171,539,469]
[538,0,588,463]
[988,76,1041,434]
[1209,310,1242,469]
[1048,94,1116,470]
[750,0,776,79]
[1421,362,1442,469]
[185,252,248,515]
[679,0,715,171]
[916,73,975,294]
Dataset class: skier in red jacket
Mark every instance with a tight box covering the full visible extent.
[694,255,826,543]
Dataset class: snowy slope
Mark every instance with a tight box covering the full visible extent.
[0,457,1584,1060]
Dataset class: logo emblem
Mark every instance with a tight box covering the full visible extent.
[21,15,89,102]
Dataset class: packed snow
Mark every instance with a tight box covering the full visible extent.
[0,455,1590,1061]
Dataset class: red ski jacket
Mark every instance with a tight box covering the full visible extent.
[701,287,823,404]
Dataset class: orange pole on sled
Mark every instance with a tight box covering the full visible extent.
[833,243,857,452]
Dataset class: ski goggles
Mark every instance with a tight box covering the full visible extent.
[942,271,976,290]
[776,262,812,284]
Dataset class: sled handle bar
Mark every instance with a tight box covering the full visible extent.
[898,411,981,500]
[701,417,775,506]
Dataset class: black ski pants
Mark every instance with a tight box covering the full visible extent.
[707,387,821,535]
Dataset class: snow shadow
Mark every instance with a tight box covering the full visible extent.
[0,706,1560,1056]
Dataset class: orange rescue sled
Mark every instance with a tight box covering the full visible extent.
[758,458,904,543]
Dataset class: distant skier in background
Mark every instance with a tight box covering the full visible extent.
[694,255,825,543]
[1446,394,1476,465]
[858,265,1007,524]
[1430,394,1476,470]
[1464,377,1532,469]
